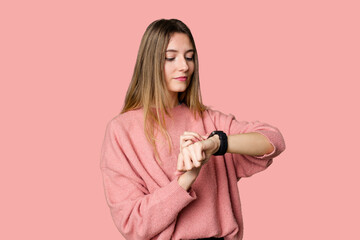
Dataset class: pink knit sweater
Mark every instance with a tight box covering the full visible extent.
[100,103,285,240]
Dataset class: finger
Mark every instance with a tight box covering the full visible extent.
[177,153,186,172]
[181,139,193,151]
[189,147,201,167]
[188,143,204,166]
[179,132,205,152]
[182,148,194,171]
[180,135,196,143]
[182,131,203,142]
[180,135,196,150]
[194,142,205,162]
[185,145,197,166]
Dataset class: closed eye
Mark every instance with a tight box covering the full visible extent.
[165,56,194,61]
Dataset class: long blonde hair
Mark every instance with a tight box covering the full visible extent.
[121,19,206,162]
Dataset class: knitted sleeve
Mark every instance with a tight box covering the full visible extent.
[100,119,197,240]
[206,109,286,178]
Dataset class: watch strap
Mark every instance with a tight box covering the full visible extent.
[207,131,228,155]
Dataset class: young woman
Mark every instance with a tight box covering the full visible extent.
[100,19,285,240]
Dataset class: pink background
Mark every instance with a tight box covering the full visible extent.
[1,0,359,239]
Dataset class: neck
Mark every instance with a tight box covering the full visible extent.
[168,93,179,108]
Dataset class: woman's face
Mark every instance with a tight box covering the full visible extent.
[164,32,195,98]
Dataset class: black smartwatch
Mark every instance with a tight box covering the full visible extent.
[207,131,228,156]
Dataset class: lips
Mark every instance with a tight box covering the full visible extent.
[175,76,187,81]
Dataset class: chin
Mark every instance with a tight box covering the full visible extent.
[174,87,187,93]
[169,85,187,92]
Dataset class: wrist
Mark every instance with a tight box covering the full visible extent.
[208,135,220,155]
[177,168,200,191]
[207,131,228,155]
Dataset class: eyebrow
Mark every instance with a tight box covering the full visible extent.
[165,49,195,53]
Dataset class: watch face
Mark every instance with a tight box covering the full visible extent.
[208,131,217,139]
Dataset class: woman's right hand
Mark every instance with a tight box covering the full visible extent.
[176,131,220,191]
[177,131,219,172]
[177,131,206,172]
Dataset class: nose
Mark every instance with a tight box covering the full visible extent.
[178,56,189,72]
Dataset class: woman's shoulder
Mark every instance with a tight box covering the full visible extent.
[203,106,236,120]
[107,108,144,131]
